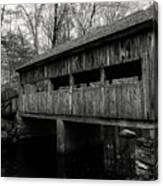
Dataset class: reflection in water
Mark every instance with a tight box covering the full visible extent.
[2,135,108,179]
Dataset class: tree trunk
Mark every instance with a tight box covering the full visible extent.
[52,4,58,48]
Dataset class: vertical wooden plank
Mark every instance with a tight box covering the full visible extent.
[116,84,122,118]
[52,91,55,114]
[29,93,32,113]
[141,33,150,120]
[108,85,116,118]
[121,84,130,118]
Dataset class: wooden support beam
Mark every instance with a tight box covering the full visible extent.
[20,113,157,129]
[56,119,65,154]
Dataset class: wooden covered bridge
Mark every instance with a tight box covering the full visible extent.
[15,6,158,178]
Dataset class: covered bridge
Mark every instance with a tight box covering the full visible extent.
[16,6,157,129]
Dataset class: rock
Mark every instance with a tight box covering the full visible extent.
[119,129,136,138]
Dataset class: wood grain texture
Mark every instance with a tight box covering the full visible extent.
[19,81,146,120]
[18,18,157,122]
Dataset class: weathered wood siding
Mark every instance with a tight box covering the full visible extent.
[19,29,157,121]
[20,31,153,82]
[19,81,144,120]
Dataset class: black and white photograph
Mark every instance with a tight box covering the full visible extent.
[1,0,158,181]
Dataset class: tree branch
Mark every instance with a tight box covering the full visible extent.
[1,5,6,26]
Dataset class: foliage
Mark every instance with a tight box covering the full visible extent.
[1,31,35,75]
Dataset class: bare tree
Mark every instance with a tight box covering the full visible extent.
[95,2,129,26]
[71,3,97,36]
[2,2,152,56]
[18,4,44,54]
[41,3,70,48]
[98,1,152,26]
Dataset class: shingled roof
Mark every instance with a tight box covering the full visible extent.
[16,5,157,72]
